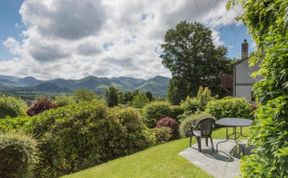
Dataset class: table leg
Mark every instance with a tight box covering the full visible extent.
[234,127,245,155]
[216,127,229,152]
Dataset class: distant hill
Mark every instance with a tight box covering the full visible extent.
[0,75,170,97]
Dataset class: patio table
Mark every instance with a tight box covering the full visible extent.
[215,118,253,155]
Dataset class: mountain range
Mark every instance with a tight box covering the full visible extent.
[0,75,170,97]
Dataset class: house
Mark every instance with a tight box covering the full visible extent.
[233,39,260,102]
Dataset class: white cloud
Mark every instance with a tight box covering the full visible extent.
[1,0,239,80]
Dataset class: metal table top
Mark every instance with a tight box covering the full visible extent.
[215,118,253,127]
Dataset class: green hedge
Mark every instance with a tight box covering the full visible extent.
[205,97,253,120]
[0,132,37,178]
[143,101,173,128]
[179,112,214,137]
[30,101,154,177]
[0,95,27,119]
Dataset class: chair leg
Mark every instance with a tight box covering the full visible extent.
[189,136,193,147]
[205,138,208,146]
[210,137,214,152]
[197,137,201,152]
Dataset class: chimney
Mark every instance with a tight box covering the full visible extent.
[241,39,249,59]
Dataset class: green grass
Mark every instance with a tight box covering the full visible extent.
[63,127,250,178]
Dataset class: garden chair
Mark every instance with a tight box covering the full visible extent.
[189,118,215,152]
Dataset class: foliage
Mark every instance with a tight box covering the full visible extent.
[205,97,252,120]
[145,91,153,101]
[105,86,119,107]
[227,0,288,176]
[27,97,57,116]
[143,101,172,128]
[151,127,172,144]
[156,117,179,139]
[181,87,214,114]
[74,89,97,102]
[161,21,231,104]
[0,132,38,178]
[132,92,150,108]
[54,95,75,107]
[0,95,27,119]
[118,91,134,105]
[170,105,185,121]
[30,101,154,177]
[0,116,32,133]
[179,112,214,138]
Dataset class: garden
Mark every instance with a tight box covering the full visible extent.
[0,86,255,178]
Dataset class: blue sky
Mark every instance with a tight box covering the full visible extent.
[0,0,254,79]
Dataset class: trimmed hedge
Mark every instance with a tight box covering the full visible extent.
[205,97,253,120]
[179,113,214,137]
[30,101,155,177]
[0,95,27,119]
[0,132,37,178]
[143,101,173,128]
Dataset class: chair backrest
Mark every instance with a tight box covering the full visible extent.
[196,118,215,137]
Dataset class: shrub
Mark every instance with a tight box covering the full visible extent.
[156,117,179,139]
[74,89,97,102]
[143,101,172,128]
[181,87,214,115]
[179,112,214,137]
[108,107,155,154]
[54,95,75,107]
[132,92,149,108]
[27,97,56,116]
[151,127,172,144]
[0,95,27,119]
[105,86,119,107]
[205,97,253,120]
[0,116,33,133]
[31,101,154,177]
[170,105,184,121]
[0,132,37,178]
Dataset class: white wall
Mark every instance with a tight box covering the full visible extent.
[235,85,253,101]
[233,59,260,102]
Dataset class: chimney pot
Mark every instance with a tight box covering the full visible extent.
[241,39,249,59]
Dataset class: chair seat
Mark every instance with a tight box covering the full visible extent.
[192,130,201,137]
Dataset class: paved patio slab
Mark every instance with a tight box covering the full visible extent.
[179,139,248,178]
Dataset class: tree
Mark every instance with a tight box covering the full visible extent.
[227,0,288,177]
[161,21,230,104]
[74,89,97,102]
[145,91,153,101]
[132,92,149,108]
[105,86,119,107]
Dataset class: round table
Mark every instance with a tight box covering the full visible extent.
[215,118,253,155]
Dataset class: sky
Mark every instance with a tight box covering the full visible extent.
[0,0,254,80]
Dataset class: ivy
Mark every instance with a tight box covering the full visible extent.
[228,0,288,177]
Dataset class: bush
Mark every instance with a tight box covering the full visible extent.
[179,112,214,137]
[27,97,56,116]
[143,101,172,128]
[132,92,149,108]
[0,132,37,178]
[31,101,155,177]
[74,89,97,102]
[205,97,253,120]
[0,116,33,133]
[170,105,184,121]
[0,95,27,119]
[181,87,214,115]
[54,95,75,107]
[156,117,179,139]
[151,127,172,144]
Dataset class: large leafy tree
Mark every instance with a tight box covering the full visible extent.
[227,0,288,177]
[161,21,230,104]
[105,86,119,107]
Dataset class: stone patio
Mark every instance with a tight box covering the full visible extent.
[179,139,249,178]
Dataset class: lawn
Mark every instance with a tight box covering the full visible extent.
[63,127,250,178]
